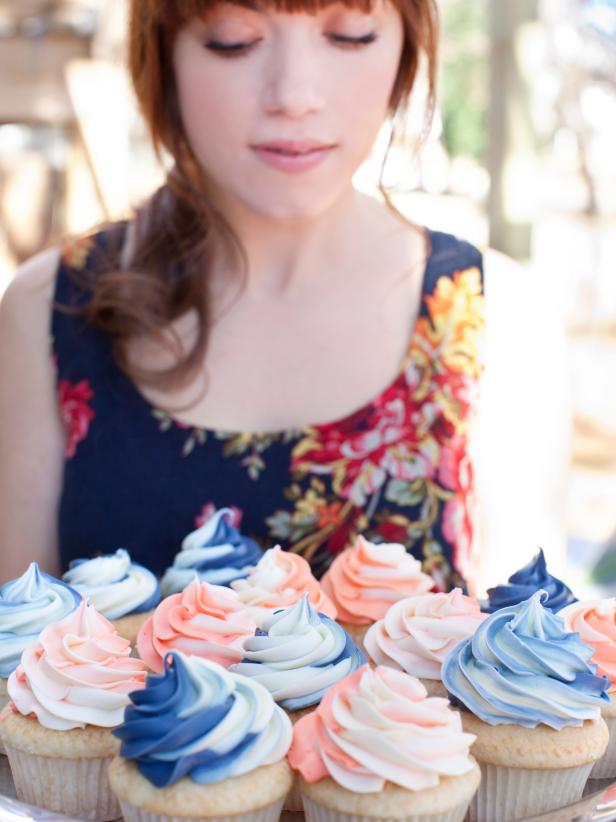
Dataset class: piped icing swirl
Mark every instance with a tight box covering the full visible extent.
[0,563,81,678]
[320,536,434,625]
[560,598,616,693]
[231,594,367,711]
[8,600,147,730]
[114,652,292,788]
[289,664,476,792]
[63,549,160,619]
[137,578,258,673]
[364,589,486,679]
[160,509,262,596]
[442,591,610,729]
[484,548,576,613]
[231,547,337,622]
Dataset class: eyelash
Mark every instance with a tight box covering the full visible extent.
[205,32,378,57]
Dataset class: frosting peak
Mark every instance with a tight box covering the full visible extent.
[289,664,476,792]
[442,591,610,729]
[8,600,147,730]
[161,509,262,596]
[320,536,434,625]
[484,549,576,613]
[231,594,366,711]
[560,598,616,693]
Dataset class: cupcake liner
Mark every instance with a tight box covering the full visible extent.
[0,677,8,756]
[302,794,471,822]
[591,713,616,778]
[118,795,286,822]
[467,761,593,822]
[0,754,15,798]
[284,776,303,812]
[5,744,120,821]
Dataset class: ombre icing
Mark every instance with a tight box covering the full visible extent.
[137,577,258,673]
[484,548,576,613]
[560,599,616,693]
[364,589,486,680]
[63,548,160,620]
[0,562,81,678]
[231,546,336,622]
[231,594,366,712]
[320,536,434,625]
[7,600,146,731]
[160,508,262,596]
[289,665,476,793]
[114,652,292,788]
[442,591,610,729]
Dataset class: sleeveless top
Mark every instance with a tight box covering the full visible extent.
[52,223,485,590]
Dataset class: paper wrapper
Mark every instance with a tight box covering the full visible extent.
[118,795,286,822]
[0,677,8,756]
[466,761,593,822]
[5,744,120,821]
[302,794,471,822]
[0,754,15,798]
[591,713,616,778]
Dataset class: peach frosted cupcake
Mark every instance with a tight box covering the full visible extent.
[231,546,336,624]
[137,577,257,672]
[289,664,480,822]
[364,589,485,697]
[560,597,616,777]
[320,536,433,646]
[0,600,147,821]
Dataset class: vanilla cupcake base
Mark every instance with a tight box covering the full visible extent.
[109,756,292,821]
[0,752,15,798]
[299,763,480,822]
[419,679,447,699]
[0,678,7,756]
[113,610,153,646]
[591,695,616,778]
[285,707,316,812]
[338,622,370,649]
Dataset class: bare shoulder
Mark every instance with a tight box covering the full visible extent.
[0,245,60,320]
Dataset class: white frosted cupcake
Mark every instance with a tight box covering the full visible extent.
[289,664,480,822]
[0,600,147,821]
[560,597,616,777]
[63,548,161,644]
[364,589,486,697]
[109,652,293,822]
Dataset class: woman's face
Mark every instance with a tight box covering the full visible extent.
[173,1,404,221]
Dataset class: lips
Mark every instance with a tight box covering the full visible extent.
[252,140,335,155]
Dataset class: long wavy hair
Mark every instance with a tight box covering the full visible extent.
[79,0,439,391]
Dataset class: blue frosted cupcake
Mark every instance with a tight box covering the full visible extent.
[442,591,609,821]
[483,548,576,613]
[160,508,262,596]
[63,549,160,644]
[108,652,293,822]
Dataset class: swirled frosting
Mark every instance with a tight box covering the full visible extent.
[320,536,434,625]
[0,563,81,678]
[231,594,367,711]
[137,578,258,673]
[230,547,337,622]
[114,652,292,788]
[63,549,160,620]
[7,600,147,730]
[289,664,476,792]
[364,589,486,679]
[560,599,616,693]
[442,591,610,729]
[484,549,576,613]
[160,509,262,596]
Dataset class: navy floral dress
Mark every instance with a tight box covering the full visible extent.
[53,223,485,590]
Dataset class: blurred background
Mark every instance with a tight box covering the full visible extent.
[0,0,615,593]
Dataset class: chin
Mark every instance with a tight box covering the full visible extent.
[242,191,345,223]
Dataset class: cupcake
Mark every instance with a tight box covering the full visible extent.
[0,600,147,821]
[483,547,576,613]
[160,507,262,596]
[231,546,337,624]
[137,577,258,672]
[560,598,616,777]
[320,536,433,646]
[289,664,480,822]
[109,651,293,822]
[364,589,486,697]
[442,591,610,822]
[63,548,161,644]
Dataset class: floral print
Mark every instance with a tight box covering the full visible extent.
[58,378,95,459]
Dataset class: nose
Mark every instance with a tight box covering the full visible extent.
[261,30,325,118]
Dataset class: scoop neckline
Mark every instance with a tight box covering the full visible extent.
[125,227,434,439]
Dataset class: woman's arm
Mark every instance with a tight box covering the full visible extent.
[470,248,571,597]
[0,248,66,579]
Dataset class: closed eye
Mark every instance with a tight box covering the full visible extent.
[328,32,379,46]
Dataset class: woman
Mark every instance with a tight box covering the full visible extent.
[0,0,569,592]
